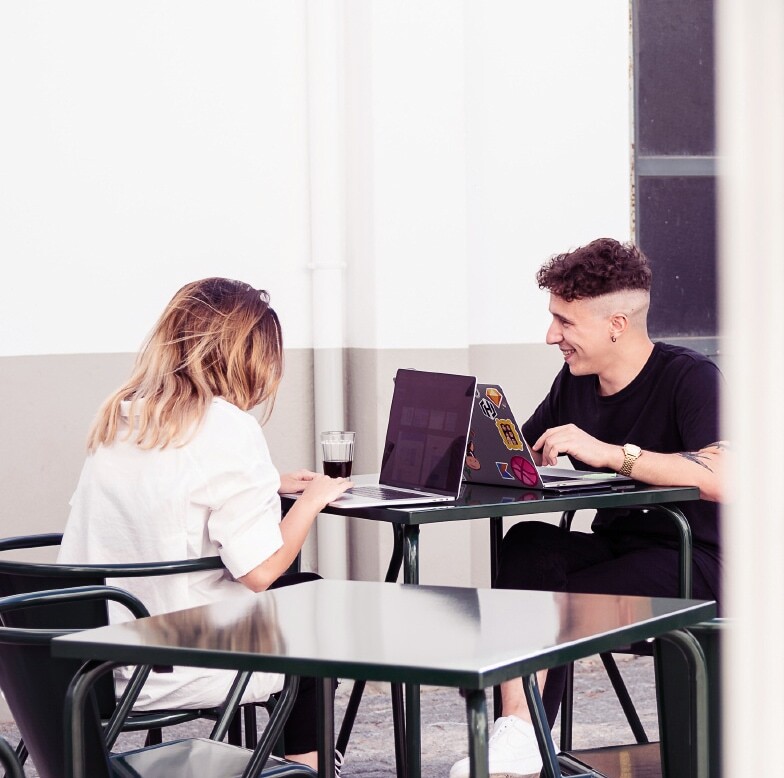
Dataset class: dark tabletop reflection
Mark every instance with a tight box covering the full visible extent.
[68,581,713,683]
[458,482,547,505]
[115,594,287,654]
[550,591,655,644]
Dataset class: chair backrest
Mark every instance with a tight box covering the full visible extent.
[0,587,148,778]
[0,533,224,717]
[0,534,107,627]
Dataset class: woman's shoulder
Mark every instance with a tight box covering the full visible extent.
[208,397,257,423]
[194,398,268,455]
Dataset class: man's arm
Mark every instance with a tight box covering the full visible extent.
[620,441,727,502]
[531,425,727,502]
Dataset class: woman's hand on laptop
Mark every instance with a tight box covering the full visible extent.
[298,474,354,509]
[532,424,623,470]
[278,469,320,494]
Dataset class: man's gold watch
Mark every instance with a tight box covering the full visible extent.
[619,443,642,476]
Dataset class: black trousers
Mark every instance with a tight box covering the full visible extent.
[267,572,330,754]
[495,520,719,727]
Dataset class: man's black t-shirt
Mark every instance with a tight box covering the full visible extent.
[522,342,722,592]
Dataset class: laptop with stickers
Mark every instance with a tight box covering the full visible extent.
[314,369,477,509]
[464,383,633,492]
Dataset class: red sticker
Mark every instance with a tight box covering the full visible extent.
[510,455,538,486]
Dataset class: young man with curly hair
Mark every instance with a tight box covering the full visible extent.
[450,238,725,778]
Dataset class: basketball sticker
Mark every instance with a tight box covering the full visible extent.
[510,455,538,486]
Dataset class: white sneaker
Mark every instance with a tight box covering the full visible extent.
[448,715,545,778]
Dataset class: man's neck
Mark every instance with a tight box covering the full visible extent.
[597,338,655,397]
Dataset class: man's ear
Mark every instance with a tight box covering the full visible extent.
[609,311,629,340]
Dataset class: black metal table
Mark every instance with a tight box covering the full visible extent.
[53,579,715,778]
[284,480,701,776]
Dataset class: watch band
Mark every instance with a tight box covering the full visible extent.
[619,444,641,477]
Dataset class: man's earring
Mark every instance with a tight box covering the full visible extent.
[611,335,617,343]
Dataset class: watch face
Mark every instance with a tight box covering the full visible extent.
[625,444,641,457]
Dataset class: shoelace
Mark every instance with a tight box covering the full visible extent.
[334,749,345,776]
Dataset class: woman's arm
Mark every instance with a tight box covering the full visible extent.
[238,474,352,591]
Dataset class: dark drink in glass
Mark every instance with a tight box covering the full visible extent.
[320,431,355,479]
[323,460,353,478]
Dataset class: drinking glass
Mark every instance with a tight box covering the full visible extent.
[320,431,355,478]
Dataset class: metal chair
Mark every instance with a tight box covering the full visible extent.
[0,533,255,759]
[555,510,723,778]
[558,622,722,778]
[0,736,24,778]
[557,507,694,751]
[0,585,315,778]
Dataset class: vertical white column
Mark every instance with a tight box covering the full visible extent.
[717,1,784,773]
[306,0,348,579]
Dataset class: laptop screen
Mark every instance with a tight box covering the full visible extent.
[379,369,476,496]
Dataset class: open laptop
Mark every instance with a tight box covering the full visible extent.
[315,369,476,508]
[464,383,633,492]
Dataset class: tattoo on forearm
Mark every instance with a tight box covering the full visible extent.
[678,451,714,472]
[705,441,730,451]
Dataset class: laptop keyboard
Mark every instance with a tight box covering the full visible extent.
[347,485,427,500]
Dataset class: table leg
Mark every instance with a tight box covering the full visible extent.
[317,677,336,778]
[463,688,489,778]
[402,525,421,776]
[64,659,120,778]
[655,629,710,778]
[391,683,408,778]
[489,516,503,719]
[653,505,693,597]
[489,516,503,586]
[403,525,419,585]
[337,524,408,778]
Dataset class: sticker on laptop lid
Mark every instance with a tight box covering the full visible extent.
[495,418,524,451]
[485,387,503,408]
[495,461,516,480]
[510,455,538,486]
[478,397,498,420]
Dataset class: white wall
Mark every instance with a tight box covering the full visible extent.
[465,1,632,346]
[1,0,633,584]
[342,0,631,351]
[1,0,631,359]
[0,1,313,355]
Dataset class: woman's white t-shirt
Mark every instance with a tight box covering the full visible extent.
[59,397,286,710]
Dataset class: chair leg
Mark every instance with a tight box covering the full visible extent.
[143,728,162,746]
[227,710,243,746]
[244,704,258,749]
[599,653,649,744]
[336,680,365,755]
[13,740,28,767]
[560,662,575,751]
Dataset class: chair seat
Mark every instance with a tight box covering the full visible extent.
[558,742,662,778]
[111,737,317,777]
[111,708,215,731]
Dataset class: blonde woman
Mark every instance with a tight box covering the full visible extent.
[59,278,352,771]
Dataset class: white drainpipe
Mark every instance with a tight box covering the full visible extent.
[306,0,348,579]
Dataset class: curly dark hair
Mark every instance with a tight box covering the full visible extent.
[536,238,652,301]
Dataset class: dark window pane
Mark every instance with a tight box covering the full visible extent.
[638,176,717,337]
[636,0,715,155]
